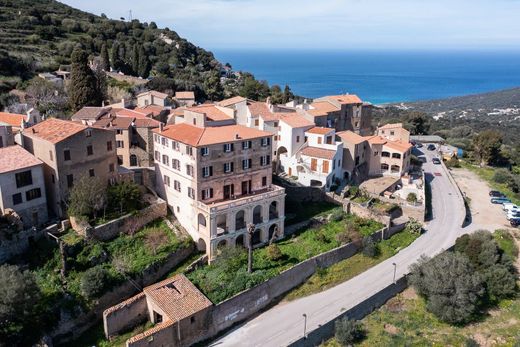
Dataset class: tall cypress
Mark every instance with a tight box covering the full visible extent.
[100,43,110,71]
[69,48,102,112]
[110,41,121,71]
[137,45,151,78]
[132,45,139,76]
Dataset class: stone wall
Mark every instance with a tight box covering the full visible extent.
[346,201,391,226]
[103,292,148,338]
[287,277,408,347]
[51,243,195,345]
[0,223,57,264]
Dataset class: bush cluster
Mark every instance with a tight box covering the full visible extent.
[334,318,365,346]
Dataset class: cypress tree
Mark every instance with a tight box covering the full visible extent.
[69,48,102,112]
[132,45,139,76]
[137,45,151,78]
[100,43,110,71]
[110,41,121,71]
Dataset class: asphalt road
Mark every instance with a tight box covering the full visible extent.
[211,146,469,347]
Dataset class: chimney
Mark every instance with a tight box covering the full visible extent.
[159,123,164,132]
[102,100,105,107]
[31,128,35,134]
[235,133,239,139]
[121,98,125,107]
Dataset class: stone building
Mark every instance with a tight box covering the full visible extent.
[21,118,117,218]
[137,90,169,107]
[153,109,285,260]
[174,91,196,107]
[0,124,14,148]
[0,145,48,228]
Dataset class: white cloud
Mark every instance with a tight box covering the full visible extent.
[60,0,520,49]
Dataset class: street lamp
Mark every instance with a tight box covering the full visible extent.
[302,313,307,339]
[392,262,397,285]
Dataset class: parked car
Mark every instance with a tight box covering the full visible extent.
[416,142,423,148]
[432,157,441,165]
[489,190,505,197]
[503,203,518,211]
[510,217,520,227]
[491,197,512,204]
[427,144,436,151]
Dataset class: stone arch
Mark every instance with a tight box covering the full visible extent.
[197,213,207,231]
[269,201,278,220]
[381,163,389,171]
[253,205,263,224]
[216,214,227,234]
[252,228,262,245]
[391,165,400,173]
[235,234,245,248]
[235,210,246,230]
[197,238,207,252]
[268,223,279,242]
[130,154,138,166]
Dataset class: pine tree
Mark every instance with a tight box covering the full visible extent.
[282,84,294,103]
[137,45,151,78]
[203,70,223,101]
[100,43,110,71]
[69,48,102,112]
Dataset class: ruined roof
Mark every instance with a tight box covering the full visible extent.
[0,145,42,174]
[0,112,26,127]
[174,91,195,100]
[300,146,337,160]
[218,96,247,107]
[24,118,89,144]
[280,114,314,128]
[306,127,334,135]
[337,130,367,145]
[144,274,213,321]
[155,123,271,146]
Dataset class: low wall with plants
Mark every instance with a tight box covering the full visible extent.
[0,223,57,264]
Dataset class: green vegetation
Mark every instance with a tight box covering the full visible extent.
[68,47,105,111]
[334,318,365,346]
[63,320,154,347]
[284,229,420,301]
[284,201,338,225]
[188,212,384,303]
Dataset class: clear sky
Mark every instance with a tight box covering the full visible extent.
[59,0,520,50]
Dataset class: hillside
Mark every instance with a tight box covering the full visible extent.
[0,0,284,105]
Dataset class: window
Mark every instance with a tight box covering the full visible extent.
[260,155,271,166]
[242,159,252,170]
[392,153,401,159]
[116,140,124,148]
[390,131,395,136]
[192,118,197,126]
[87,145,93,156]
[163,175,170,187]
[326,136,332,144]
[224,162,234,173]
[161,137,168,146]
[318,137,322,144]
[374,151,379,156]
[116,129,123,135]
[107,141,113,151]
[162,154,169,166]
[201,147,209,156]
[188,187,195,199]
[201,188,214,200]
[186,164,194,176]
[0,136,2,148]
[26,188,41,201]
[49,150,53,161]
[296,136,300,143]
[154,151,160,161]
[223,143,234,152]
[85,129,92,137]
[12,193,22,205]
[174,180,181,192]
[172,159,180,170]
[261,137,271,147]
[15,171,32,188]
[254,119,259,126]
[262,176,267,186]
[242,140,252,150]
[186,146,193,156]
[172,141,179,151]
[273,122,278,127]
[202,166,213,178]
[109,163,115,172]
[67,174,73,188]
[154,134,159,143]
[63,150,71,161]
[89,169,95,177]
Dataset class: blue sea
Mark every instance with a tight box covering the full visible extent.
[213,50,520,104]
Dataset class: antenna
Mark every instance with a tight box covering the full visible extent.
[129,10,132,21]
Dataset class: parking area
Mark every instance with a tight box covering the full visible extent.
[451,167,512,230]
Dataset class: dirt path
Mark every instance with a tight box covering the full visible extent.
[451,168,512,231]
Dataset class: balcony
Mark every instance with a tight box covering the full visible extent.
[196,185,285,214]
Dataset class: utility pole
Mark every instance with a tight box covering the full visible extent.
[392,262,397,285]
[247,223,255,273]
[302,313,307,339]
[129,10,132,21]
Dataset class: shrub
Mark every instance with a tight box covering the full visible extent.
[445,156,461,168]
[330,209,345,222]
[406,193,418,203]
[362,236,378,258]
[405,218,423,234]
[345,186,359,198]
[465,338,480,347]
[107,181,142,214]
[482,264,517,301]
[80,266,111,299]
[493,168,512,184]
[266,244,283,261]
[67,176,107,219]
[145,228,168,255]
[334,318,365,346]
[314,231,329,243]
[335,232,351,245]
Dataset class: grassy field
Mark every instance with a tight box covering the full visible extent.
[323,230,520,347]
[285,201,339,225]
[284,229,420,301]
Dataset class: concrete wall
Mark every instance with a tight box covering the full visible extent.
[103,292,148,338]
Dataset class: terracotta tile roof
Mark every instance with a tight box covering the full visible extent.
[0,145,42,174]
[134,118,161,128]
[93,116,133,130]
[174,91,195,99]
[328,94,362,104]
[378,123,404,130]
[218,96,247,107]
[134,105,167,117]
[337,130,366,145]
[384,139,412,153]
[155,123,271,146]
[262,112,294,122]
[247,101,272,119]
[306,127,334,135]
[138,90,169,99]
[366,135,387,145]
[280,114,314,128]
[186,105,233,122]
[171,107,187,117]
[24,118,89,144]
[300,146,336,160]
[307,101,339,117]
[104,292,146,316]
[0,112,26,127]
[71,107,112,121]
[144,274,213,321]
[114,108,151,119]
[127,320,174,344]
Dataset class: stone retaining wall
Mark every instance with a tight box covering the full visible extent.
[0,223,57,264]
[103,292,148,338]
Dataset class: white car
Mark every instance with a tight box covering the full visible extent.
[506,211,520,220]
[503,203,517,211]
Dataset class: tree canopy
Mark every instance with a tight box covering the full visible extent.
[68,47,104,111]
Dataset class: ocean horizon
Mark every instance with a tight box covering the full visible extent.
[213,49,520,104]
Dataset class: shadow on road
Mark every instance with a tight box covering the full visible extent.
[424,172,434,221]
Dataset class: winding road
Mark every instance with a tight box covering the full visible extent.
[210,147,471,347]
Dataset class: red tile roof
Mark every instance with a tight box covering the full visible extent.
[143,274,213,321]
[218,96,247,107]
[247,102,273,120]
[71,107,112,121]
[114,108,151,119]
[0,145,42,174]
[174,91,195,100]
[134,118,161,128]
[384,139,413,153]
[280,114,314,128]
[138,90,169,99]
[0,112,26,127]
[155,123,271,146]
[307,101,339,117]
[378,123,404,130]
[337,130,366,145]
[186,105,233,122]
[300,146,337,160]
[306,127,334,135]
[134,105,167,117]
[25,118,89,144]
[93,116,133,130]
[328,94,362,104]
[366,135,387,145]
